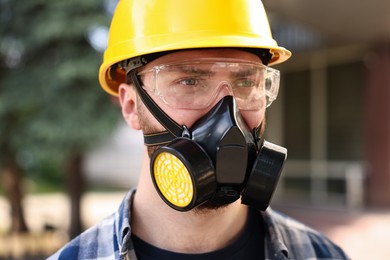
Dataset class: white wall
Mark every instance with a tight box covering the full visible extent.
[83,123,144,189]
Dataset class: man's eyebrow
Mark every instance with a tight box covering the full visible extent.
[232,68,258,77]
[172,63,259,77]
[176,65,213,75]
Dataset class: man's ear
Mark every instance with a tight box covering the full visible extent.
[118,83,141,130]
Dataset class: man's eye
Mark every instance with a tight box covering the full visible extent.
[236,79,255,87]
[179,78,198,86]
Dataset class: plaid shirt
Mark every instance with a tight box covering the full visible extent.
[48,189,349,260]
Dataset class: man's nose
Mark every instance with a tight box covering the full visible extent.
[209,81,235,108]
[215,81,234,99]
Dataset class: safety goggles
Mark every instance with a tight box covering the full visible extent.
[137,58,280,110]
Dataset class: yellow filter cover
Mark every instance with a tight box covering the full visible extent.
[153,152,194,208]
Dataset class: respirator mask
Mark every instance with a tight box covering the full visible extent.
[124,57,287,212]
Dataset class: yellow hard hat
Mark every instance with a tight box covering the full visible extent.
[99,0,292,96]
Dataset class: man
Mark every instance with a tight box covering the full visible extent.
[49,0,349,259]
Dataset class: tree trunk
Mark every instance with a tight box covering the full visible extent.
[2,158,29,233]
[0,112,28,234]
[66,151,85,239]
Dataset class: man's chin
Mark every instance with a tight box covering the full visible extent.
[193,201,230,215]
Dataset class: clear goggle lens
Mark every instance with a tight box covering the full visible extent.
[138,59,280,110]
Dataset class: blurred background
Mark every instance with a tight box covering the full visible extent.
[0,0,389,259]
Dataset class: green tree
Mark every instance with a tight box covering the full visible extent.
[0,0,120,236]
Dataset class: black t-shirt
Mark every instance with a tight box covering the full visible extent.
[131,207,265,260]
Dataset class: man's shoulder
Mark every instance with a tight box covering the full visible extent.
[47,213,119,260]
[47,189,135,260]
[263,209,350,259]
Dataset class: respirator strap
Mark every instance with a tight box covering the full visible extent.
[144,131,176,146]
[129,70,184,144]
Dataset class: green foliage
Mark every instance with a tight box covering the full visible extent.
[0,0,120,182]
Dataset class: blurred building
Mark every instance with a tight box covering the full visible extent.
[263,0,390,209]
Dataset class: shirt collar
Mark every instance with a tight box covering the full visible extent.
[261,208,289,259]
[115,189,136,258]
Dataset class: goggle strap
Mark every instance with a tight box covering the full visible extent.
[129,70,184,143]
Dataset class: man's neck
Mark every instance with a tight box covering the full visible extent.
[130,154,249,253]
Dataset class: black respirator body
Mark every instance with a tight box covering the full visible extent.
[129,69,287,212]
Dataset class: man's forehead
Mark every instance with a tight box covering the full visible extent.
[168,62,261,76]
[143,48,262,69]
